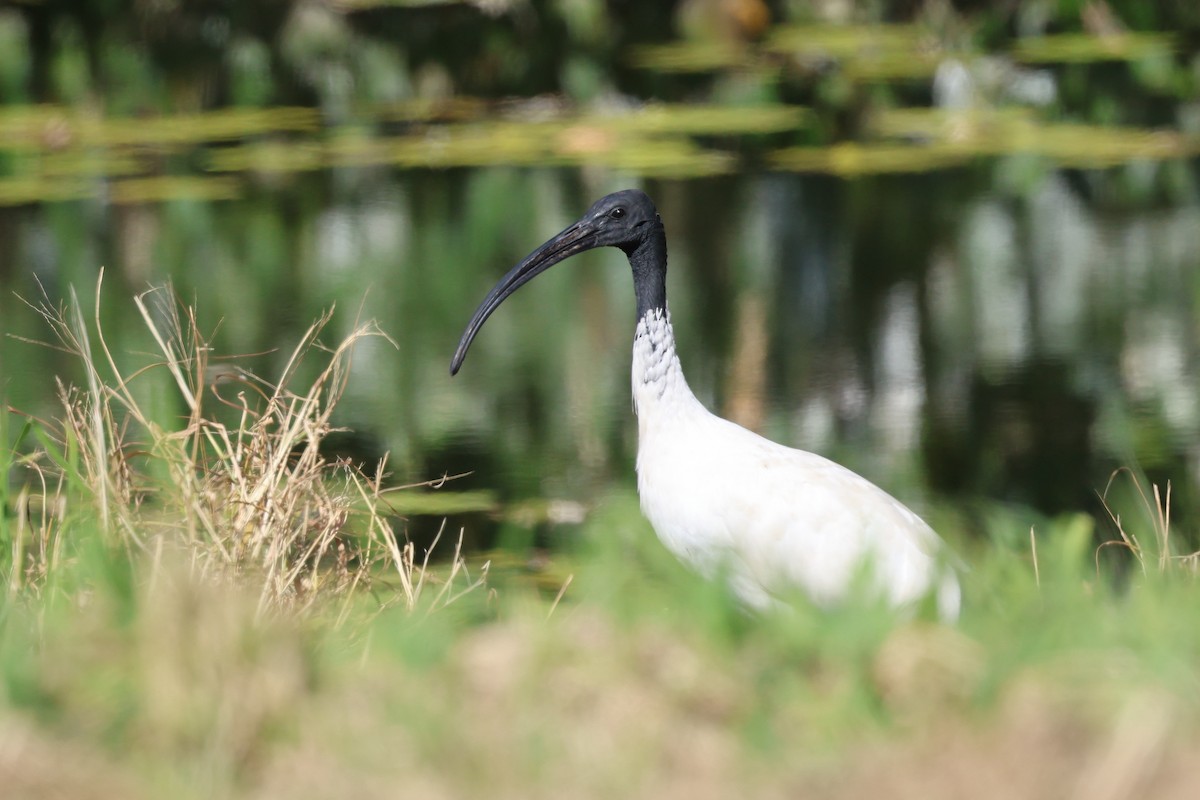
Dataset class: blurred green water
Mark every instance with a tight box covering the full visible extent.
[2,2,1200,553]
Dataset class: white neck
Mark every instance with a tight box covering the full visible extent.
[631,307,702,433]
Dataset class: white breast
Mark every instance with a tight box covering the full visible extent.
[631,309,960,619]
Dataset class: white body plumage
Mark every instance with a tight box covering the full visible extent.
[632,309,960,619]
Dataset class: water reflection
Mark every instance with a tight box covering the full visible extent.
[3,0,1200,559]
[2,162,1200,549]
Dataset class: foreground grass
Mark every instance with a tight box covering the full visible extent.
[6,502,1200,800]
[4,286,1200,799]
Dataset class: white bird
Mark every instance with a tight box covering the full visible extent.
[451,189,960,619]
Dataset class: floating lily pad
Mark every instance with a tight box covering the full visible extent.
[768,23,945,80]
[631,24,946,82]
[0,150,146,181]
[770,142,975,175]
[552,135,734,178]
[385,123,554,168]
[1024,124,1195,168]
[0,106,320,152]
[377,489,499,516]
[871,107,1047,159]
[108,176,243,204]
[843,51,946,81]
[0,99,793,184]
[765,23,929,60]
[208,140,328,174]
[332,122,732,177]
[0,177,93,206]
[627,41,756,73]
[1012,32,1174,64]
[94,107,320,146]
[596,103,808,136]
[869,107,1198,168]
[0,107,84,152]
[871,107,1035,142]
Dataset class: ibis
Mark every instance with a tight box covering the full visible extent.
[450,190,960,619]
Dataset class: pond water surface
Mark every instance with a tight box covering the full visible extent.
[2,19,1199,558]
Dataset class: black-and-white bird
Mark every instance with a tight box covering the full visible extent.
[451,189,960,619]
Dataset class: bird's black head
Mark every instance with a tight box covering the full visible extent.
[450,189,665,375]
[579,189,661,254]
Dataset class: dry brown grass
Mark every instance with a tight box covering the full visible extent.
[1097,468,1200,577]
[6,272,484,617]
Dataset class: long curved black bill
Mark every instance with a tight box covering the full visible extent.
[450,219,599,375]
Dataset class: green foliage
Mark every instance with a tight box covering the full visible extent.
[5,465,1200,796]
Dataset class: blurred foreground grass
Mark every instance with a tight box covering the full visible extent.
[3,287,1200,799]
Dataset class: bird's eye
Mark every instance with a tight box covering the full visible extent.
[610,207,626,219]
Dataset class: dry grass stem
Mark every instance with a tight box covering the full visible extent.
[1097,468,1200,577]
[1029,526,1040,588]
[6,273,482,616]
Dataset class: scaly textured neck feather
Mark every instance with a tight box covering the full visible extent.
[631,307,700,431]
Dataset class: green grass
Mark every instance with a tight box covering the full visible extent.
[3,285,1200,799]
